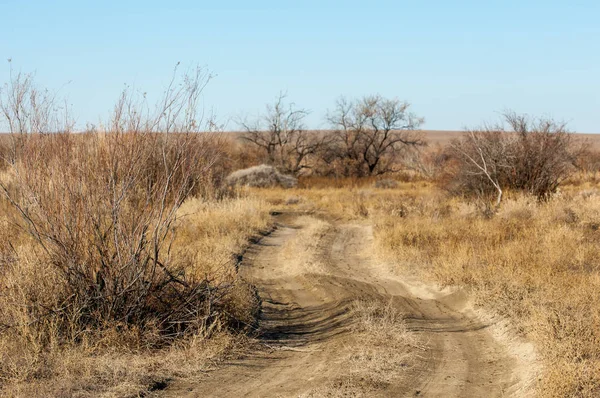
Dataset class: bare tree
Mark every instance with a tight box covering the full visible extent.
[240,93,326,175]
[326,94,424,176]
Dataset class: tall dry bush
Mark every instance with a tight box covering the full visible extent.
[240,93,329,176]
[446,112,579,204]
[400,144,449,180]
[0,65,243,371]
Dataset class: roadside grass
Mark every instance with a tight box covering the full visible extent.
[0,196,272,397]
[346,299,415,384]
[261,175,600,397]
[303,299,415,398]
[248,179,436,220]
[374,190,600,397]
[3,163,599,396]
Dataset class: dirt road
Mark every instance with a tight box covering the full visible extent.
[164,213,535,397]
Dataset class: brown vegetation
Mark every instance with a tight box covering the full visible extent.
[240,93,329,175]
[255,174,600,397]
[2,66,600,396]
[446,112,580,205]
[323,95,425,177]
[239,94,425,178]
[375,188,600,397]
[0,68,273,396]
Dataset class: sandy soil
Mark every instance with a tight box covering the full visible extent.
[161,212,537,397]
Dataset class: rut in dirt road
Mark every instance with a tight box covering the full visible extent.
[162,212,534,397]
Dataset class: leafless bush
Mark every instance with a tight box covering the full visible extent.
[576,147,600,174]
[447,112,579,204]
[0,66,74,136]
[0,65,75,168]
[401,145,449,179]
[225,164,298,188]
[240,93,328,175]
[324,95,425,177]
[0,66,242,353]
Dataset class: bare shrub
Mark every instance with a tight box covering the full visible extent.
[447,127,515,206]
[401,144,449,179]
[225,164,298,188]
[324,95,425,177]
[240,93,328,175]
[447,112,579,204]
[0,195,271,394]
[0,66,74,137]
[0,66,279,394]
[0,66,239,355]
[576,147,600,174]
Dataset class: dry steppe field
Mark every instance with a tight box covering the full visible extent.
[1,72,600,398]
[426,130,600,148]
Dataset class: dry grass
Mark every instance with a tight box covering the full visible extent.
[345,299,414,384]
[175,197,273,282]
[0,114,597,397]
[1,333,245,398]
[373,189,600,397]
[251,178,435,220]
[0,68,281,396]
[255,175,600,397]
[303,299,414,397]
[0,195,272,397]
[373,178,400,189]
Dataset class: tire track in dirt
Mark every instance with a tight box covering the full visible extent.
[162,212,534,397]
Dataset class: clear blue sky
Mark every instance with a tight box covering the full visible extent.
[1,1,599,132]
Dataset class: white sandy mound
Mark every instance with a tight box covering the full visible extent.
[225,164,298,188]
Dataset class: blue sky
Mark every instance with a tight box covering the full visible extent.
[1,1,599,132]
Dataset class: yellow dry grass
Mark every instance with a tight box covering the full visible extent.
[0,195,272,397]
[374,192,600,397]
[303,299,415,398]
[249,179,436,221]
[257,175,600,397]
[3,163,600,396]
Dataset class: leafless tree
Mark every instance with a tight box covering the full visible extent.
[240,93,327,175]
[326,95,425,176]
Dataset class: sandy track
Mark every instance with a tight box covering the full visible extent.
[163,213,532,397]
